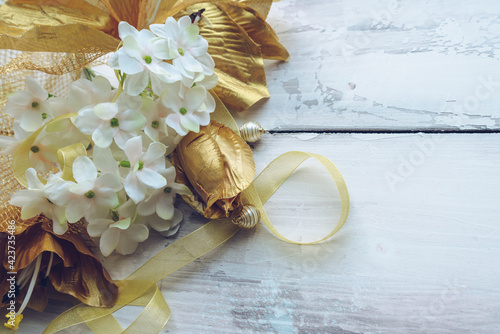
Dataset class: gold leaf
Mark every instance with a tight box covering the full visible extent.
[194,3,270,111]
[0,0,119,52]
[99,0,158,30]
[172,120,255,219]
[218,3,289,61]
[154,0,272,23]
[0,217,118,309]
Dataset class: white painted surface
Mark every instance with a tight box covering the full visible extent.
[9,0,500,333]
[232,0,500,131]
[17,133,500,333]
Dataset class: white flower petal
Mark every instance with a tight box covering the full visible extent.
[125,224,149,242]
[100,228,120,256]
[26,168,44,189]
[119,21,139,39]
[93,102,118,120]
[52,215,68,235]
[149,215,172,232]
[137,169,166,189]
[185,86,206,112]
[125,174,147,203]
[93,147,119,174]
[73,156,97,183]
[142,142,166,166]
[109,52,120,69]
[124,135,143,162]
[197,53,215,75]
[180,114,200,133]
[68,180,93,195]
[157,195,174,220]
[192,110,210,127]
[114,130,136,150]
[74,108,102,134]
[87,219,112,237]
[7,91,32,106]
[165,114,187,136]
[118,52,143,75]
[95,173,123,192]
[92,124,117,148]
[181,24,199,45]
[114,235,138,255]
[178,16,192,29]
[119,109,146,132]
[160,86,182,111]
[26,76,48,99]
[66,197,91,223]
[189,37,209,57]
[124,71,150,96]
[152,39,172,60]
[20,111,43,132]
[137,195,156,216]
[179,52,203,73]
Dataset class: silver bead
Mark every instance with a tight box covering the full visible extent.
[240,121,264,143]
[233,204,261,229]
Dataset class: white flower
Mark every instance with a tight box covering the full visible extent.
[141,98,168,142]
[180,72,218,97]
[87,200,149,256]
[109,22,182,96]
[50,76,115,116]
[4,77,51,131]
[27,133,61,173]
[66,156,123,223]
[137,167,190,220]
[122,136,167,203]
[74,94,146,149]
[140,208,183,237]
[92,146,120,175]
[10,169,70,235]
[151,16,215,78]
[161,85,213,135]
[0,121,33,155]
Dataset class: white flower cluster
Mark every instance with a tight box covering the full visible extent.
[2,16,216,256]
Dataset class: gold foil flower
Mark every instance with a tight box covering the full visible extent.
[0,0,289,112]
[0,215,118,316]
[172,120,255,219]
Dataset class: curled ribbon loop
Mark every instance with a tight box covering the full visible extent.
[57,143,88,182]
[41,95,349,333]
[12,113,78,187]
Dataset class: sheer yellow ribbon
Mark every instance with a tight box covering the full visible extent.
[10,99,349,333]
[12,113,79,187]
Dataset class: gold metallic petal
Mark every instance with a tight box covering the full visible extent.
[218,3,289,61]
[0,217,118,309]
[192,3,270,111]
[154,0,272,23]
[172,120,255,219]
[0,0,119,52]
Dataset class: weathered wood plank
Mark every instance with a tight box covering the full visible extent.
[18,133,500,333]
[232,0,500,131]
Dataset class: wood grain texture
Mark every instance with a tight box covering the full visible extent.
[232,0,500,131]
[17,133,500,333]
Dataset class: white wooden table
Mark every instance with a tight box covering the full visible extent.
[18,0,500,333]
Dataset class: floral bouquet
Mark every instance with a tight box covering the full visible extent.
[0,0,349,332]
